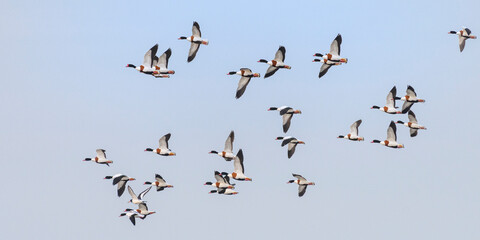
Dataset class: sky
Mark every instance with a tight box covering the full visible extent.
[1,0,480,239]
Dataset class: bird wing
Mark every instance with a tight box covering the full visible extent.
[464,27,472,35]
[155,174,166,184]
[408,111,418,123]
[159,133,171,149]
[187,43,200,62]
[292,173,307,182]
[233,149,244,174]
[386,121,397,142]
[214,171,227,184]
[287,143,297,159]
[129,214,137,225]
[152,56,158,67]
[139,203,148,211]
[143,44,158,68]
[406,85,417,97]
[224,131,234,152]
[401,101,414,114]
[330,34,342,56]
[138,186,151,200]
[350,119,362,136]
[281,137,294,147]
[117,181,127,197]
[319,63,331,78]
[410,128,418,137]
[236,76,251,99]
[112,174,126,185]
[459,36,466,52]
[157,48,172,69]
[264,65,279,78]
[96,149,106,159]
[128,186,138,201]
[298,185,308,197]
[386,86,397,108]
[192,21,201,37]
[282,114,293,133]
[275,46,286,62]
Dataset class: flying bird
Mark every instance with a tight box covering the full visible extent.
[449,27,476,52]
[179,21,208,62]
[209,188,238,195]
[144,174,174,191]
[221,149,252,181]
[396,110,427,137]
[258,46,291,78]
[145,133,176,156]
[268,106,302,133]
[125,203,156,216]
[83,149,113,166]
[313,34,348,78]
[371,121,404,148]
[395,85,425,114]
[371,86,402,114]
[276,136,305,159]
[128,186,152,205]
[152,48,175,78]
[119,211,146,226]
[204,171,236,190]
[287,173,315,197]
[104,174,135,197]
[126,44,158,74]
[227,68,261,98]
[338,120,364,141]
[209,131,235,161]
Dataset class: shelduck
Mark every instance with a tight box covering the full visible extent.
[104,174,135,197]
[268,106,302,133]
[276,136,305,159]
[204,171,235,190]
[227,68,261,99]
[258,46,291,78]
[126,44,158,74]
[144,174,173,191]
[396,110,426,137]
[371,121,404,148]
[395,85,425,114]
[313,34,347,78]
[209,131,235,161]
[128,186,151,205]
[371,86,402,114]
[179,21,208,62]
[287,173,315,197]
[125,203,155,216]
[209,188,238,195]
[313,59,342,78]
[449,27,476,52]
[119,211,146,226]
[145,133,176,156]
[338,120,364,141]
[152,48,175,78]
[221,149,252,181]
[83,149,113,166]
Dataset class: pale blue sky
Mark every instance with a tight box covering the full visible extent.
[1,0,480,239]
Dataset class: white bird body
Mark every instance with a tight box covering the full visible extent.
[268,106,302,133]
[145,133,176,156]
[449,27,476,52]
[259,46,291,78]
[210,131,235,161]
[225,149,252,181]
[144,174,173,191]
[128,186,151,205]
[287,174,315,197]
[338,120,364,141]
[276,136,305,159]
[372,121,404,148]
[126,44,158,74]
[84,149,113,166]
[179,22,208,62]
[372,86,402,114]
[396,110,426,137]
[125,203,155,216]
